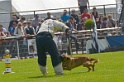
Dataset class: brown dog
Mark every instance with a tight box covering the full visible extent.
[60,54,99,72]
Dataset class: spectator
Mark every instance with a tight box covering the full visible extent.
[66,17,79,54]
[9,22,17,36]
[78,0,90,14]
[61,10,70,23]
[108,14,116,28]
[0,24,8,35]
[91,7,99,20]
[96,15,103,29]
[8,15,18,30]
[44,12,54,20]
[22,21,27,30]
[66,17,77,31]
[32,14,41,31]
[70,9,79,24]
[100,16,108,29]
[18,16,26,24]
[14,22,24,36]
[6,32,11,37]
[81,9,91,19]
[0,32,6,39]
[24,21,36,37]
[0,26,6,39]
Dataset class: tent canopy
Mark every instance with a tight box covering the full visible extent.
[11,0,116,15]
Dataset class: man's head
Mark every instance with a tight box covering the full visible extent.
[27,21,31,27]
[108,14,112,20]
[12,16,17,21]
[47,12,51,18]
[23,21,27,27]
[92,7,96,12]
[83,8,88,14]
[63,10,67,15]
[68,16,74,22]
[71,9,76,14]
[35,14,39,19]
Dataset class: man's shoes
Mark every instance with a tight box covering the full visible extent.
[39,65,48,76]
[54,63,64,75]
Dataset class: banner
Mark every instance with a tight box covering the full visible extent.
[116,0,122,14]
[91,16,100,53]
[116,0,123,21]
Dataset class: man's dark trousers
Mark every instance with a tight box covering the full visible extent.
[36,32,61,67]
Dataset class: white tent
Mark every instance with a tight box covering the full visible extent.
[0,0,116,28]
[11,0,116,15]
[0,0,12,29]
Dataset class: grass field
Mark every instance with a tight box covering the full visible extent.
[0,51,124,82]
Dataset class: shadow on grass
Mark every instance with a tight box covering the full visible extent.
[28,71,88,78]
[28,75,57,78]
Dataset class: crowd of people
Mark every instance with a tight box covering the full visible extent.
[0,7,117,39]
[0,6,118,56]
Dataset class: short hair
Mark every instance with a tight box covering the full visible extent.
[69,16,74,20]
[103,16,107,21]
[108,14,112,18]
[71,9,75,12]
[64,10,67,12]
[93,7,96,10]
[35,14,39,17]
[21,16,25,20]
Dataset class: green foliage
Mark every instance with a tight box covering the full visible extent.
[0,51,124,82]
[84,19,95,30]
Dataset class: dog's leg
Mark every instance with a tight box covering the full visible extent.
[87,67,91,72]
[83,61,93,72]
[92,65,95,71]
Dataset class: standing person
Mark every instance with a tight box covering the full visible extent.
[66,17,79,54]
[44,12,54,20]
[70,9,79,24]
[14,22,24,36]
[61,10,70,23]
[9,22,17,36]
[107,14,116,28]
[0,24,8,35]
[100,16,108,29]
[91,7,99,20]
[32,14,41,32]
[81,9,91,19]
[8,15,18,30]
[96,15,103,29]
[24,21,36,37]
[78,0,90,14]
[36,19,70,76]
[0,26,6,39]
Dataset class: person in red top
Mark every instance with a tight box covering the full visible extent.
[81,9,91,19]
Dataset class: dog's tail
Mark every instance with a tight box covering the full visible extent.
[90,58,99,65]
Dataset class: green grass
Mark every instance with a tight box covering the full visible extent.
[0,51,124,82]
